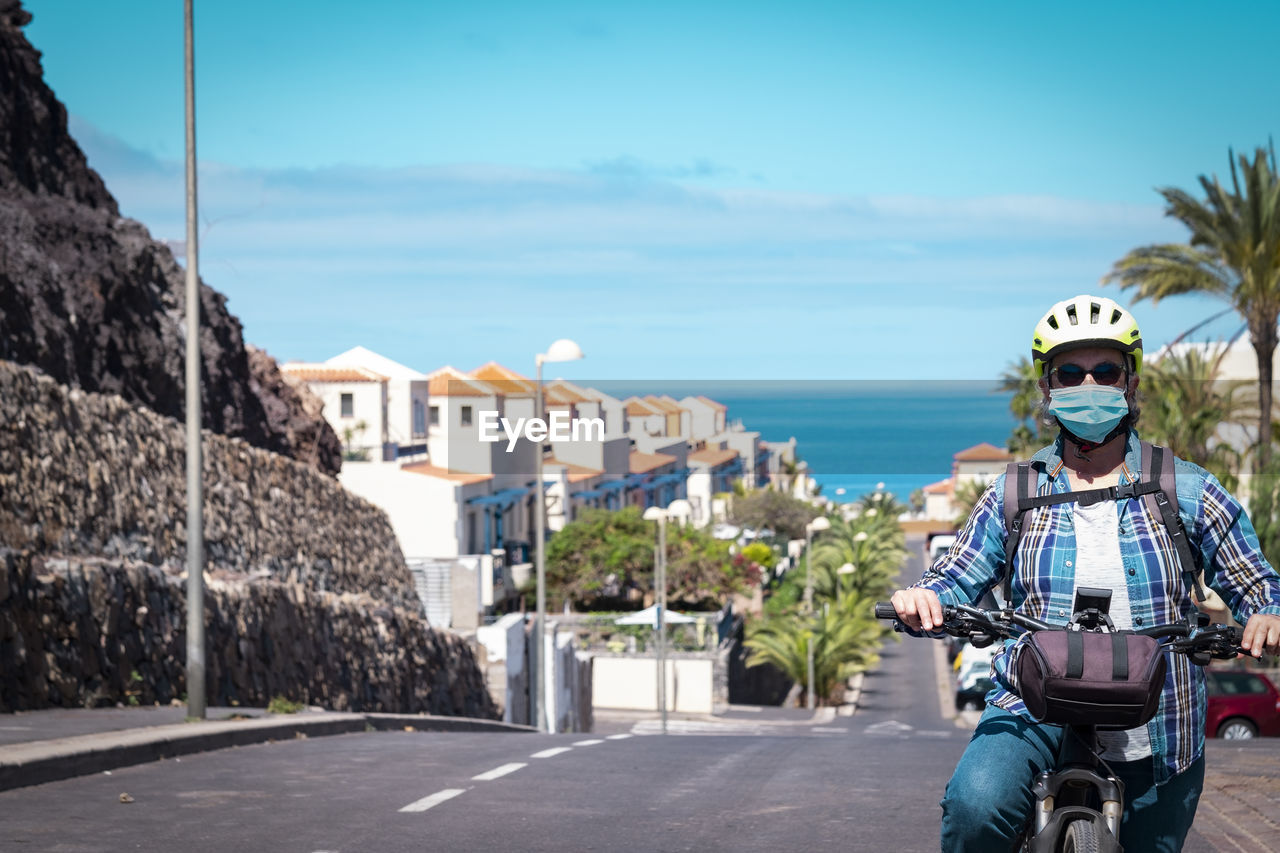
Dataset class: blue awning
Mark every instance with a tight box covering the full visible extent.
[597,479,628,492]
[624,473,650,487]
[574,488,605,499]
[466,486,530,508]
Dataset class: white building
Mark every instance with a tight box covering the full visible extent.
[280,362,391,460]
[686,444,742,526]
[920,442,1014,523]
[680,395,728,442]
[324,346,430,458]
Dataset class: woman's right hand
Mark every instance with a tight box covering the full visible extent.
[890,587,944,632]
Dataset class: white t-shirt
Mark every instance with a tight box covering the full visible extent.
[1071,500,1153,762]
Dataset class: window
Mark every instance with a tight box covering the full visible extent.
[412,400,426,436]
[467,512,478,554]
[340,393,354,418]
[461,405,473,427]
[429,405,440,426]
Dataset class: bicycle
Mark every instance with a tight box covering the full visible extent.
[875,591,1246,853]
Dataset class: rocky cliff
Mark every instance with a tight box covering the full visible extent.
[0,360,496,716]
[0,0,341,476]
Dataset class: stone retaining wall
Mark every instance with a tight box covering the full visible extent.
[0,360,415,608]
[0,551,494,716]
[0,360,496,716]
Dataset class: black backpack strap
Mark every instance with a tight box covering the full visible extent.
[1002,461,1037,606]
[1140,442,1208,603]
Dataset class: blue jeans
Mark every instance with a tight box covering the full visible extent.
[941,705,1204,853]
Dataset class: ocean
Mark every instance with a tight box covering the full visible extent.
[595,380,1018,504]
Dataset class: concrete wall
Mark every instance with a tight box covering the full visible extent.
[592,655,716,714]
[476,612,529,726]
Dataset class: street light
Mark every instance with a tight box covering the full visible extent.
[183,0,206,720]
[644,499,689,735]
[804,515,831,711]
[532,338,583,733]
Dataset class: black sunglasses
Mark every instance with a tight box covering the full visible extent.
[1051,362,1127,387]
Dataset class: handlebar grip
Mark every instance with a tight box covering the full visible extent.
[874,602,898,621]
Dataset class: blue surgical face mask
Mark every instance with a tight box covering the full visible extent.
[1048,385,1130,444]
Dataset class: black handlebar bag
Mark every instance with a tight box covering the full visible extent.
[1016,629,1167,729]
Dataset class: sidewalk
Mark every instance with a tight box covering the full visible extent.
[0,705,533,792]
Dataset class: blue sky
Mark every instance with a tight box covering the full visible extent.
[22,0,1278,380]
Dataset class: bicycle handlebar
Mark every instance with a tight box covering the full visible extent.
[875,600,1245,659]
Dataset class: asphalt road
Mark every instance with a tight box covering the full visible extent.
[0,546,968,853]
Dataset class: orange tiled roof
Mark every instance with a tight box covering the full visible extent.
[625,397,662,416]
[401,462,494,485]
[630,450,676,474]
[470,362,535,396]
[645,395,685,414]
[688,447,739,467]
[952,442,1014,462]
[544,380,589,404]
[281,364,387,383]
[427,366,497,397]
[922,477,954,495]
[546,459,604,483]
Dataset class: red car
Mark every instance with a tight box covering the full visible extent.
[1204,669,1280,739]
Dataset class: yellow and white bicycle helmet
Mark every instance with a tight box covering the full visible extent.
[1031,294,1143,379]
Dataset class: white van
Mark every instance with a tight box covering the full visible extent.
[928,533,957,565]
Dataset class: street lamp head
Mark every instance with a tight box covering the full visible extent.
[643,506,666,522]
[540,338,584,365]
[666,498,692,518]
[807,516,831,533]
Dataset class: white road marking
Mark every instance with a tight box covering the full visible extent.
[472,762,526,781]
[399,788,466,813]
[573,739,605,746]
[812,727,846,733]
[531,747,572,758]
[605,733,632,740]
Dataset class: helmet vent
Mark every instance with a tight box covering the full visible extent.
[1047,316,1059,330]
[1065,305,1079,326]
[1111,309,1123,325]
[1090,302,1101,324]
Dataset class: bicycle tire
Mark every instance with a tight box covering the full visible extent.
[1061,818,1101,853]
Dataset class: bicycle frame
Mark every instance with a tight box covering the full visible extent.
[874,598,1244,853]
[1025,725,1123,852]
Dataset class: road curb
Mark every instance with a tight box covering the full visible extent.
[363,713,536,734]
[0,711,532,792]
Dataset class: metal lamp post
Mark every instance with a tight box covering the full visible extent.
[531,338,583,733]
[644,500,690,734]
[183,0,205,720]
[804,515,830,711]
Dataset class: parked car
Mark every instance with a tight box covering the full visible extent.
[956,677,995,712]
[1204,669,1280,739]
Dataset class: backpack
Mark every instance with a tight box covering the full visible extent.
[999,440,1207,607]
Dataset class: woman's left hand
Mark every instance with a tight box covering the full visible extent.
[1240,613,1280,658]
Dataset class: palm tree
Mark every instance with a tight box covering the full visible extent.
[952,479,990,528]
[1000,356,1055,457]
[1105,145,1280,470]
[1141,343,1253,491]
[744,593,887,704]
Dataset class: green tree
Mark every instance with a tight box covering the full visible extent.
[1000,357,1055,457]
[1140,344,1253,491]
[728,488,819,541]
[744,592,886,705]
[1106,146,1280,472]
[952,479,990,528]
[541,507,753,611]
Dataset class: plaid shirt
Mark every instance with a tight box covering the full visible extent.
[914,430,1280,783]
